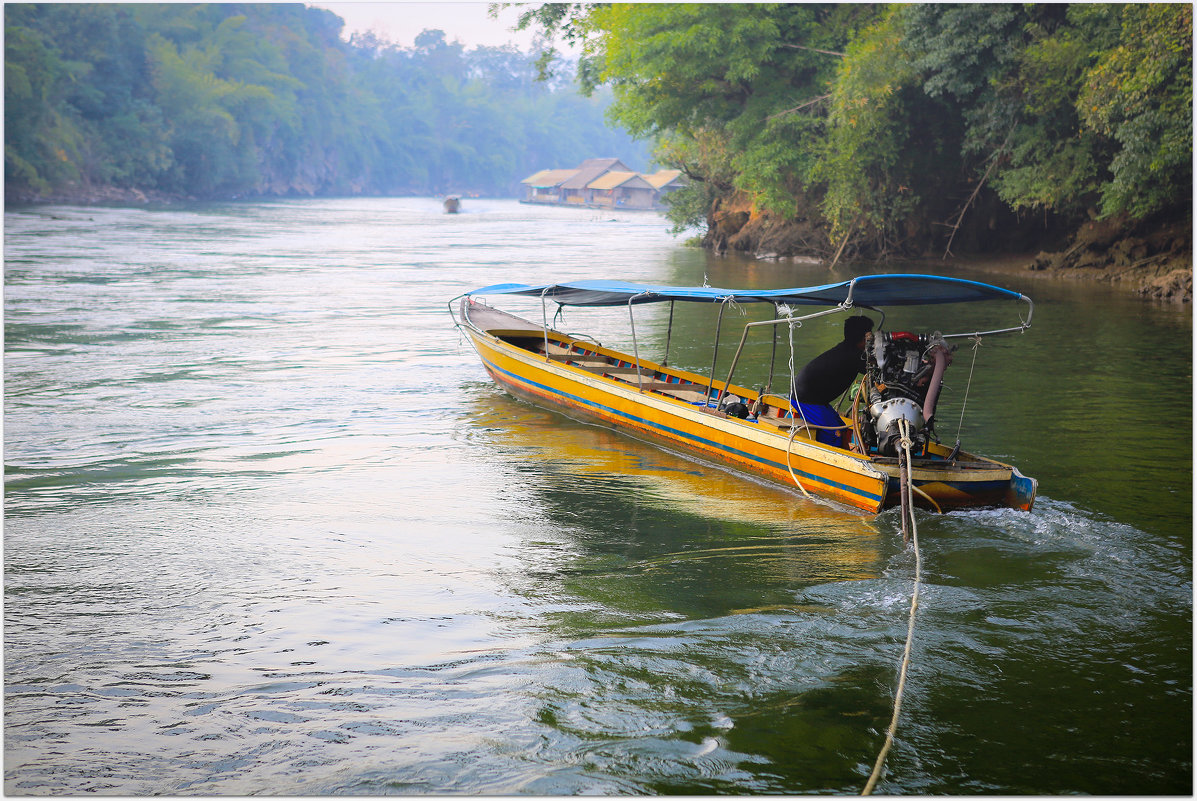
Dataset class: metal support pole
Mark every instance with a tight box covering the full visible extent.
[662,300,675,367]
[704,299,729,405]
[767,304,779,393]
[627,293,649,390]
[540,289,552,361]
[717,305,855,409]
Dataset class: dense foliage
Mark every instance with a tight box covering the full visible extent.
[4,3,647,201]
[517,3,1192,256]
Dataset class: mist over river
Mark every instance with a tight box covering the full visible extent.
[4,198,1190,794]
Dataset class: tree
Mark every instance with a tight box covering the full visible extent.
[0,2,681,202]
[4,15,85,192]
[1078,3,1192,219]
[816,9,918,251]
[564,4,867,233]
[524,2,1190,257]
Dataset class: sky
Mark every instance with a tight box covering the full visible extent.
[311,2,551,51]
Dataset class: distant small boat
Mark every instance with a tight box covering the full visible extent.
[443,196,461,213]
[451,275,1037,515]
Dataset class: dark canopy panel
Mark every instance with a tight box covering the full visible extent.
[465,274,1026,307]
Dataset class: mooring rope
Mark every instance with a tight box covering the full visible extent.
[862,417,922,795]
[955,334,982,444]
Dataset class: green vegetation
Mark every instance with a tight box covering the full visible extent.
[4,3,647,201]
[515,3,1192,257]
[10,2,1189,263]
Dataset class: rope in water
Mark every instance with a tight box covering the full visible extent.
[862,417,922,795]
[777,314,922,791]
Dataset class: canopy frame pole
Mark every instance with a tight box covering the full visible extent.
[719,305,852,411]
[627,292,650,391]
[539,289,553,361]
[662,300,675,367]
[939,296,1033,339]
[447,294,463,329]
[766,303,779,393]
[704,298,731,406]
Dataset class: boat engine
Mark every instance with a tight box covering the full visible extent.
[859,331,953,456]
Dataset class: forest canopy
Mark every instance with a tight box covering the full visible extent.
[4,3,647,201]
[516,2,1192,258]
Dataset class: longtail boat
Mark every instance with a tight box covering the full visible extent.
[450,274,1036,515]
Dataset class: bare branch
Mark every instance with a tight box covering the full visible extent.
[942,122,1018,259]
[767,93,832,120]
[829,214,862,269]
[780,43,846,57]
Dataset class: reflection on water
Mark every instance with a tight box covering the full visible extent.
[472,390,879,516]
[463,391,887,623]
[547,249,1192,541]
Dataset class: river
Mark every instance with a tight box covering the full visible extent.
[4,198,1191,794]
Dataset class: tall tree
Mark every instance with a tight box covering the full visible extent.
[519,2,1191,256]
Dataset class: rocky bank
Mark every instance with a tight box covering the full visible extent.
[703,192,1192,303]
[6,184,191,206]
[1025,214,1192,302]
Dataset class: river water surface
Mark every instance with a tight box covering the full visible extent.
[4,199,1191,794]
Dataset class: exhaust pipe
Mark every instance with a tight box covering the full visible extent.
[921,344,949,422]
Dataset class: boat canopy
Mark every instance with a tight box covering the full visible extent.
[464,274,1026,308]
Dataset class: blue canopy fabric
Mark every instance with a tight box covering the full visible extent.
[464,274,1025,308]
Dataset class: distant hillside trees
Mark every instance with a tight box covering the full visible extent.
[3,3,648,201]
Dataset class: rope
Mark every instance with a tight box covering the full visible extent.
[778,313,819,499]
[910,483,943,515]
[785,309,799,394]
[784,425,814,500]
[785,314,851,438]
[862,417,922,795]
[848,378,868,453]
[955,335,982,444]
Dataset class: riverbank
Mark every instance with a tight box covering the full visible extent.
[1024,214,1192,302]
[704,194,1191,303]
[6,184,189,207]
[953,215,1192,303]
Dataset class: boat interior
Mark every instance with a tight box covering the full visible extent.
[496,329,842,434]
[490,327,993,470]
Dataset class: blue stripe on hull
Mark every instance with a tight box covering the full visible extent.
[479,352,884,505]
[885,476,1011,504]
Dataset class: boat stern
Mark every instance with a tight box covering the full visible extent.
[876,450,1038,513]
[1005,466,1038,512]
